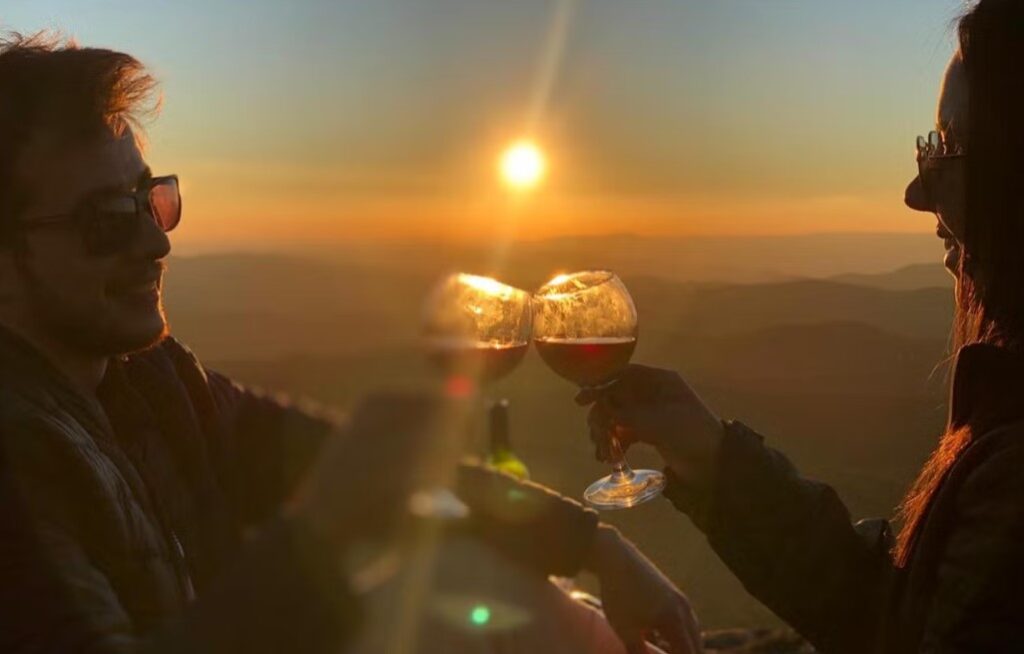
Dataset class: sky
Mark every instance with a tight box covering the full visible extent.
[3,0,966,252]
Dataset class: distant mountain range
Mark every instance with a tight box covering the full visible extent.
[830,263,951,290]
[319,232,947,286]
[164,248,953,361]
[629,275,952,343]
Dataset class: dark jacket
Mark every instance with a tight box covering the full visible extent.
[0,327,359,654]
[664,343,1024,653]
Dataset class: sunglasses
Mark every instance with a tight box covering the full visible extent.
[16,175,181,256]
[915,130,965,209]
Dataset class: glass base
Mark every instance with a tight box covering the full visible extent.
[583,468,666,510]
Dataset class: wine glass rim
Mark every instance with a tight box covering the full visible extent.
[535,270,617,297]
[448,272,529,298]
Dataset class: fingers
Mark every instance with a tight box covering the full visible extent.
[588,404,615,462]
[580,365,694,413]
[575,387,601,406]
[576,365,680,404]
[607,365,690,406]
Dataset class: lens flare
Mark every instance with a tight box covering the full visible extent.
[499,140,546,190]
[470,605,491,626]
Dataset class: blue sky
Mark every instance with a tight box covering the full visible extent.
[2,1,966,247]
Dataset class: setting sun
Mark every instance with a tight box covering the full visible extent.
[499,140,546,190]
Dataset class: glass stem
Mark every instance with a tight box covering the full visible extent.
[608,433,635,483]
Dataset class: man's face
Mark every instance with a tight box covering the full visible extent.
[3,129,172,357]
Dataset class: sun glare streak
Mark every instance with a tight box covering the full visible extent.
[527,0,577,130]
[477,0,574,290]
[389,402,476,654]
[458,273,516,298]
[499,141,546,190]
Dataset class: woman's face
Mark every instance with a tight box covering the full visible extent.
[905,53,968,275]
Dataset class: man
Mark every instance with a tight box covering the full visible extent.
[0,31,437,653]
[0,33,701,654]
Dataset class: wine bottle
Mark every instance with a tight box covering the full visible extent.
[485,399,529,480]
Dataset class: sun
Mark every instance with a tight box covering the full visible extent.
[499,140,546,190]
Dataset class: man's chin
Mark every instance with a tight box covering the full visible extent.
[116,316,169,355]
[102,303,170,356]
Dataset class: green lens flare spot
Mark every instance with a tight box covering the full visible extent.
[506,489,526,503]
[470,605,491,626]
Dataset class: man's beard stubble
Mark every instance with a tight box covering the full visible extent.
[18,258,169,358]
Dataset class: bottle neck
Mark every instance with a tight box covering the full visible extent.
[488,399,511,453]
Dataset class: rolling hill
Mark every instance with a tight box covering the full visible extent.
[164,252,954,361]
[831,263,951,290]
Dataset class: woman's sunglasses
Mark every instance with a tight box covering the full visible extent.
[915,130,965,209]
[16,174,180,256]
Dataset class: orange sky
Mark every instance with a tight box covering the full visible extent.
[154,156,923,251]
[13,0,963,252]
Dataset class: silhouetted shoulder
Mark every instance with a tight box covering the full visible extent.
[954,419,1024,492]
[918,419,1024,651]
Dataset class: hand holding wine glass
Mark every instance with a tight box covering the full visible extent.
[578,364,726,495]
[533,271,665,509]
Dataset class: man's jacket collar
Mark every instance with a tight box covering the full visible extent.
[0,322,118,438]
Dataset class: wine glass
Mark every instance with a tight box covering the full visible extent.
[422,273,532,391]
[414,273,532,517]
[533,270,665,509]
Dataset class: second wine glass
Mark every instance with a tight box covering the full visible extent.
[533,270,665,509]
[414,273,533,518]
[422,273,532,390]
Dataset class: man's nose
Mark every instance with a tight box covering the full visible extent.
[130,209,172,260]
[904,175,933,212]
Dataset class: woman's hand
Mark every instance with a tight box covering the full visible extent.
[587,524,702,653]
[576,364,725,491]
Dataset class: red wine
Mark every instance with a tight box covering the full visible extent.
[426,339,529,383]
[534,336,636,387]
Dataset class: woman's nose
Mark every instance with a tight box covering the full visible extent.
[904,175,933,212]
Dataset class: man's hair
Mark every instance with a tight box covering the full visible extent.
[0,31,160,220]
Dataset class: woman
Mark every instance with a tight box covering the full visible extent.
[582,1,1024,652]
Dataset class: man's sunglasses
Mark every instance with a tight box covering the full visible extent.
[916,130,965,209]
[16,175,180,256]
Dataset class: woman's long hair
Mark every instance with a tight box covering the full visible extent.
[895,0,1024,566]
